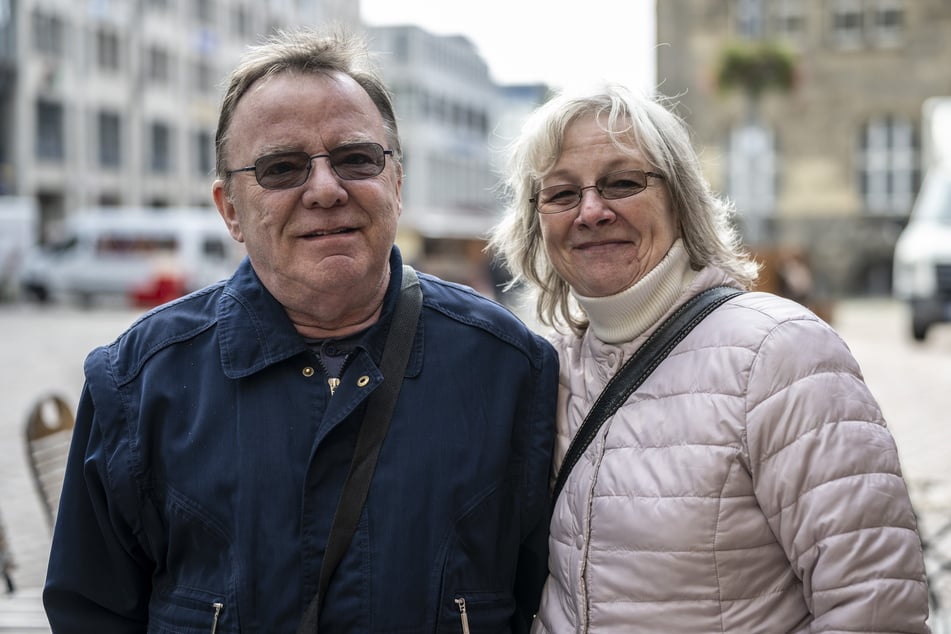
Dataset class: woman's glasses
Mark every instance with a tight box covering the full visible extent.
[531,169,666,214]
[226,142,394,190]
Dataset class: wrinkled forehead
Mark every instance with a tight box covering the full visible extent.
[229,71,385,149]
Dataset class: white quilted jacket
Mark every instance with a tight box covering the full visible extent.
[533,267,930,633]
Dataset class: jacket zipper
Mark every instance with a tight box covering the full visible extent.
[313,355,341,396]
[210,601,223,634]
[454,597,471,634]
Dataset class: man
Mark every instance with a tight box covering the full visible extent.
[44,28,557,633]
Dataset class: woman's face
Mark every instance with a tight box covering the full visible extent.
[537,113,679,297]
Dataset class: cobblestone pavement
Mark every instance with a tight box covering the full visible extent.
[0,298,948,629]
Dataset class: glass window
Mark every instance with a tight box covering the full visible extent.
[736,0,765,39]
[195,0,214,24]
[149,121,173,173]
[96,28,121,72]
[232,5,251,38]
[98,111,121,168]
[36,100,65,161]
[871,0,903,46]
[147,46,171,84]
[858,115,918,214]
[193,60,216,94]
[773,0,806,40]
[831,0,864,49]
[32,11,65,57]
[194,129,214,175]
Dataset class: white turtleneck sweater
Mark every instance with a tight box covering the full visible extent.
[570,239,698,344]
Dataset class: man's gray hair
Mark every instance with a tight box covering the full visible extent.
[214,26,401,181]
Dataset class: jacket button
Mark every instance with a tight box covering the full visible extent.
[357,375,370,387]
[576,534,585,549]
[302,366,315,377]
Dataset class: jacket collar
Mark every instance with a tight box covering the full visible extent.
[216,247,420,379]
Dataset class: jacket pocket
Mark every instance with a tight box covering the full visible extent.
[440,591,514,633]
[147,586,232,634]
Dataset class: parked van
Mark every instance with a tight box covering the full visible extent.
[892,163,951,340]
[19,208,243,308]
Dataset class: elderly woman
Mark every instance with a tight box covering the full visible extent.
[490,84,930,633]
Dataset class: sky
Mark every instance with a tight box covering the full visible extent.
[359,0,657,93]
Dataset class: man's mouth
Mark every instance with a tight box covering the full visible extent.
[303,227,354,238]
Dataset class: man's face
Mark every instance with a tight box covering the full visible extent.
[213,71,402,314]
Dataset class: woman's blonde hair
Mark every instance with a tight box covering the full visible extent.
[488,84,758,334]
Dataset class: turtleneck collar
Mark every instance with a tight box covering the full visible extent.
[571,239,697,344]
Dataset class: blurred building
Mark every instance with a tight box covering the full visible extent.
[365,25,548,298]
[656,0,951,295]
[0,0,360,238]
[0,2,553,297]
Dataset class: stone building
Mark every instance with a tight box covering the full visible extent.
[0,0,360,237]
[656,0,951,295]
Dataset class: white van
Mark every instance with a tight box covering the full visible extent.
[892,163,951,340]
[19,207,243,308]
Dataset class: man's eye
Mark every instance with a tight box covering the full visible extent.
[260,158,304,177]
[336,150,374,166]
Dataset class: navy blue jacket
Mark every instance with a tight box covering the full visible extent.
[44,248,557,633]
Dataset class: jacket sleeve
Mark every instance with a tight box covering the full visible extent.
[745,315,930,632]
[511,335,559,632]
[43,347,153,633]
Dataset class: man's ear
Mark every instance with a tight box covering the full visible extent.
[213,179,245,243]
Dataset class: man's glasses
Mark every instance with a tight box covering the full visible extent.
[226,142,394,190]
[530,169,666,214]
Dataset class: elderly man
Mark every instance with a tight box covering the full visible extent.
[44,28,557,633]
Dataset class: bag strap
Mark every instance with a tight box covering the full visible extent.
[551,285,744,506]
[297,266,422,634]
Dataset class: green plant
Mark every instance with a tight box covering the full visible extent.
[716,41,797,99]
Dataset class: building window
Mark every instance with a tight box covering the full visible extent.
[232,6,251,38]
[36,100,65,161]
[98,111,121,168]
[736,0,766,39]
[831,0,864,48]
[32,11,65,57]
[193,60,216,94]
[96,28,121,72]
[858,115,918,215]
[831,0,904,49]
[773,0,806,40]
[727,122,776,243]
[871,0,903,46]
[195,0,214,24]
[149,122,173,173]
[194,130,214,176]
[147,46,171,84]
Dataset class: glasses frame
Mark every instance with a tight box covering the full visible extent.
[225,142,394,190]
[530,169,666,214]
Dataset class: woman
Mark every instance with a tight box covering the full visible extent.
[490,85,930,632]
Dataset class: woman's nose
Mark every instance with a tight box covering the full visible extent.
[575,188,615,225]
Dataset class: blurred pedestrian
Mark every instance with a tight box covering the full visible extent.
[0,510,15,593]
[490,83,930,632]
[44,27,557,633]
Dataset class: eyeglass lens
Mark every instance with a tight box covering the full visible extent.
[535,169,651,213]
[254,142,387,189]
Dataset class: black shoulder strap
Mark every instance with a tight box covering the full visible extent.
[550,285,744,506]
[297,266,422,634]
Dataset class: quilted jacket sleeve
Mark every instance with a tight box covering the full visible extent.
[744,312,930,632]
